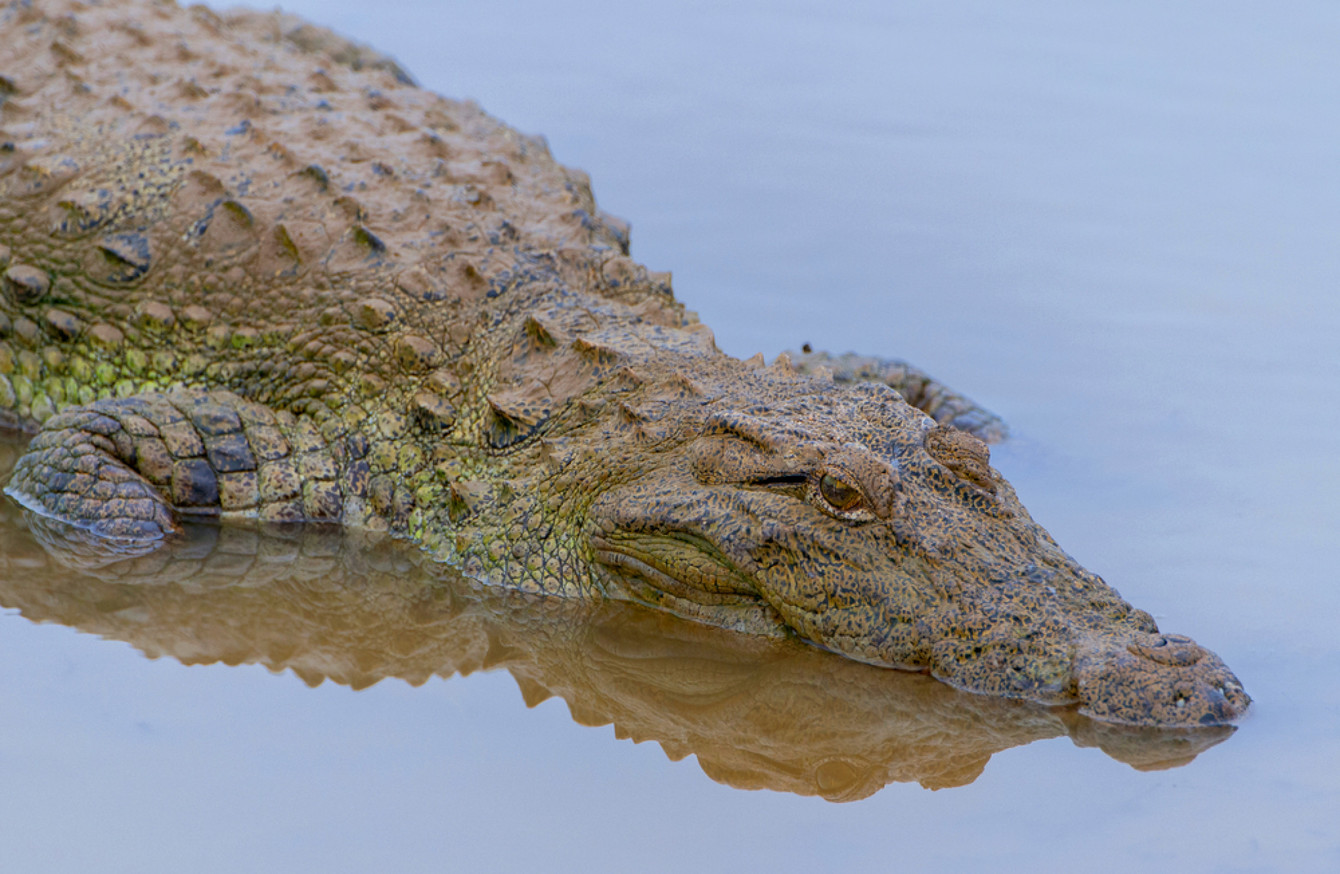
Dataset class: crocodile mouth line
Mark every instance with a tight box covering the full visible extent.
[590,535,762,608]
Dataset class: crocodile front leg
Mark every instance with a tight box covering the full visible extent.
[3,389,342,543]
[789,350,1008,443]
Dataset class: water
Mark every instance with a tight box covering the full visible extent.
[2,1,1338,870]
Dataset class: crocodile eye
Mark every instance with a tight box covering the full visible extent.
[817,472,865,515]
[924,425,996,494]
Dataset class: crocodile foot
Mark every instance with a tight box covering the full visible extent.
[3,389,342,550]
[5,405,178,543]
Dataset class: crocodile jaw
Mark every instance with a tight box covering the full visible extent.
[586,436,1251,727]
[1071,630,1251,725]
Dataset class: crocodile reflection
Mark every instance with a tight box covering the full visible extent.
[0,487,1234,799]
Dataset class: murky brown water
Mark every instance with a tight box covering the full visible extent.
[3,1,1338,871]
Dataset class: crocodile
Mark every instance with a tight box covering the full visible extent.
[0,0,1249,726]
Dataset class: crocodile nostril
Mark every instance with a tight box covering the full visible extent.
[1127,634,1206,666]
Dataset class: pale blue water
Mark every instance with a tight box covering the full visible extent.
[2,1,1337,871]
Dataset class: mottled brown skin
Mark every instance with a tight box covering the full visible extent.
[0,0,1248,725]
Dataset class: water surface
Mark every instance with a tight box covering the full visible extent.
[2,1,1338,871]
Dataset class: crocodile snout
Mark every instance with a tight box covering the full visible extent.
[1073,630,1250,726]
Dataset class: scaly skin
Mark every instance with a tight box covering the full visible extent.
[0,0,1248,725]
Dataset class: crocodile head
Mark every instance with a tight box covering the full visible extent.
[587,373,1249,727]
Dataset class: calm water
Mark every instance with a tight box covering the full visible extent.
[2,1,1338,871]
